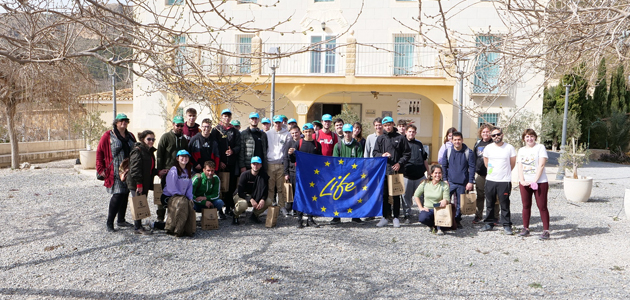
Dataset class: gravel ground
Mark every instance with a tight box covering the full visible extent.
[0,156,629,299]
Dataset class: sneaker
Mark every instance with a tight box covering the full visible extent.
[134,228,153,235]
[376,218,389,227]
[393,218,401,228]
[472,217,483,224]
[232,216,240,225]
[307,216,320,228]
[225,208,234,217]
[250,213,262,224]
[480,224,493,232]
[404,217,411,224]
[364,217,376,221]
[519,228,530,237]
[437,230,445,236]
[106,225,117,233]
[218,210,227,220]
[539,230,550,240]
[117,221,133,228]
[280,207,288,217]
[330,218,341,225]
[351,218,364,224]
[503,226,513,235]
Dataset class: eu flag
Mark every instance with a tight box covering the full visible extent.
[293,151,387,218]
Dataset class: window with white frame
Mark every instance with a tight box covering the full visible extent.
[310,36,336,74]
[393,34,415,75]
[478,113,499,127]
[237,35,253,74]
[473,35,502,94]
[173,35,186,74]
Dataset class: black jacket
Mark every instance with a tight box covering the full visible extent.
[127,142,157,192]
[373,128,411,175]
[474,139,492,176]
[236,170,269,201]
[404,139,428,180]
[211,124,242,174]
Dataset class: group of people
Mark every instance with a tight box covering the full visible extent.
[96,108,551,240]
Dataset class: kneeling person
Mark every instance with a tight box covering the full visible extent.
[232,156,271,225]
[192,161,227,220]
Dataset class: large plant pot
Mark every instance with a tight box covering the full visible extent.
[80,150,96,170]
[563,176,593,202]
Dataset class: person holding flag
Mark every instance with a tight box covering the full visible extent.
[373,116,411,228]
[330,124,365,224]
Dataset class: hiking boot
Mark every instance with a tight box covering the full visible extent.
[218,209,227,220]
[117,221,133,228]
[330,218,341,225]
[297,218,305,228]
[376,218,389,227]
[519,228,530,237]
[503,226,513,235]
[539,230,550,240]
[480,224,493,232]
[134,228,153,235]
[351,218,364,224]
[106,224,117,233]
[307,216,320,228]
[250,213,262,224]
[393,218,401,228]
[232,215,240,225]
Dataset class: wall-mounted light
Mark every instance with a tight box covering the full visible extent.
[321,22,326,31]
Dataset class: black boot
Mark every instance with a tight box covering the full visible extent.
[297,217,305,228]
[232,215,240,225]
[307,216,320,228]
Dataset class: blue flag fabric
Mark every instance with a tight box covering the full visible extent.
[293,151,387,218]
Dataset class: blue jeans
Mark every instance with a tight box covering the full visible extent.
[193,199,225,213]
[449,183,466,221]
[418,209,442,230]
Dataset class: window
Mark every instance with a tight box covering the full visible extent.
[173,35,186,74]
[393,35,415,75]
[478,113,499,127]
[166,0,184,5]
[473,35,502,94]
[310,36,336,74]
[237,35,253,74]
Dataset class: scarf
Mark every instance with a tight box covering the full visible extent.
[113,126,134,158]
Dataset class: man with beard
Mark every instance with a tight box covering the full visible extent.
[211,109,242,216]
[156,115,189,222]
[240,112,268,173]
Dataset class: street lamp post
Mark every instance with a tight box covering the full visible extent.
[556,84,571,180]
[107,64,117,119]
[268,47,281,117]
[456,55,469,132]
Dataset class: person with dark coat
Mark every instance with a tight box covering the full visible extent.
[96,113,137,232]
[182,107,200,141]
[232,156,271,225]
[126,130,158,235]
[189,118,220,175]
[211,109,242,216]
[373,116,411,228]
[239,112,268,172]
[442,131,475,228]
[156,115,189,222]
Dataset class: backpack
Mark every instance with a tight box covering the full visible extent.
[446,146,470,163]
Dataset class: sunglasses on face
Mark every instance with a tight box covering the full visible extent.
[176,124,184,127]
[491,133,502,137]
[146,138,156,142]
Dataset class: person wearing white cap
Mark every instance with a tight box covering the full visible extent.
[240,112,268,173]
[233,156,271,225]
[266,115,291,215]
[373,116,411,228]
[210,108,242,217]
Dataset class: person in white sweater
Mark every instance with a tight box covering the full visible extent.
[266,116,291,215]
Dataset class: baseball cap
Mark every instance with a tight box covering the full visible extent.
[382,116,394,124]
[249,112,260,119]
[273,116,283,123]
[261,117,271,124]
[221,109,232,115]
[302,123,314,130]
[230,120,240,126]
[322,114,332,121]
[115,113,129,121]
[176,149,190,157]
[251,156,262,164]
[342,124,353,132]
[288,118,297,124]
[312,120,322,126]
[279,115,287,121]
[173,116,185,124]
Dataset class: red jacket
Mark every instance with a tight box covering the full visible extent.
[96,130,136,188]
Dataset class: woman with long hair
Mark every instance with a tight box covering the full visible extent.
[413,164,451,235]
[96,113,137,232]
[352,122,366,150]
[126,130,157,235]
[437,127,457,165]
[153,150,195,236]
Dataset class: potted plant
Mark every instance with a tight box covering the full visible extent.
[75,110,107,169]
[559,138,592,202]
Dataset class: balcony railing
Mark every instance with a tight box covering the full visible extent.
[355,44,442,77]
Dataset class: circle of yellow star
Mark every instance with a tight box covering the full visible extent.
[309,182,315,187]
[361,173,367,179]
[321,206,326,212]
[325,161,331,167]
[362,186,367,191]
[314,169,320,175]
[357,198,363,203]
[312,195,317,201]
[334,211,339,216]
[347,208,353,213]
[352,163,358,169]
[338,159,344,165]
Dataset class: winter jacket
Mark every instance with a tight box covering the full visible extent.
[188,132,220,171]
[96,129,137,189]
[192,173,221,207]
[442,144,475,185]
[237,170,269,201]
[211,124,241,173]
[404,139,428,180]
[239,127,268,169]
[373,128,411,175]
[163,166,194,200]
[127,142,157,191]
[333,139,364,158]
[156,131,188,170]
[266,127,290,164]
[182,123,199,141]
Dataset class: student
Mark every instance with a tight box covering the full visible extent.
[352,122,366,151]
[442,132,475,228]
[211,109,241,216]
[401,124,430,223]
[437,127,457,165]
[192,160,227,220]
[282,125,302,216]
[261,117,272,132]
[266,115,291,216]
[473,123,499,224]
[364,117,383,158]
[155,150,196,237]
[188,118,220,175]
[126,130,157,235]
[182,108,200,141]
[414,164,451,235]
[333,118,344,141]
[156,115,189,222]
[232,157,271,225]
[315,114,339,157]
[331,124,364,224]
[239,112,268,173]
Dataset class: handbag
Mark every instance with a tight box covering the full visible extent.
[387,173,405,196]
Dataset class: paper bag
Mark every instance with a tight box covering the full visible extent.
[387,173,405,196]
[130,194,151,220]
[201,208,219,230]
[153,183,163,205]
[218,172,230,193]
[434,204,453,227]
[284,182,294,203]
[266,206,280,228]
[460,193,477,215]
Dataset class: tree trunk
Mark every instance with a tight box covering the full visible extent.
[6,103,19,169]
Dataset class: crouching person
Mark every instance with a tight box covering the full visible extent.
[192,161,227,220]
[154,150,196,237]
[232,156,271,225]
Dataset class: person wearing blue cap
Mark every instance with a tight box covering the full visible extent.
[233,156,271,225]
[211,108,242,217]
[97,113,137,232]
[260,117,271,132]
[287,118,297,127]
[156,115,189,222]
[154,149,196,236]
[315,114,339,156]
[239,112,268,175]
[266,115,291,215]
[373,116,411,228]
[329,123,365,224]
